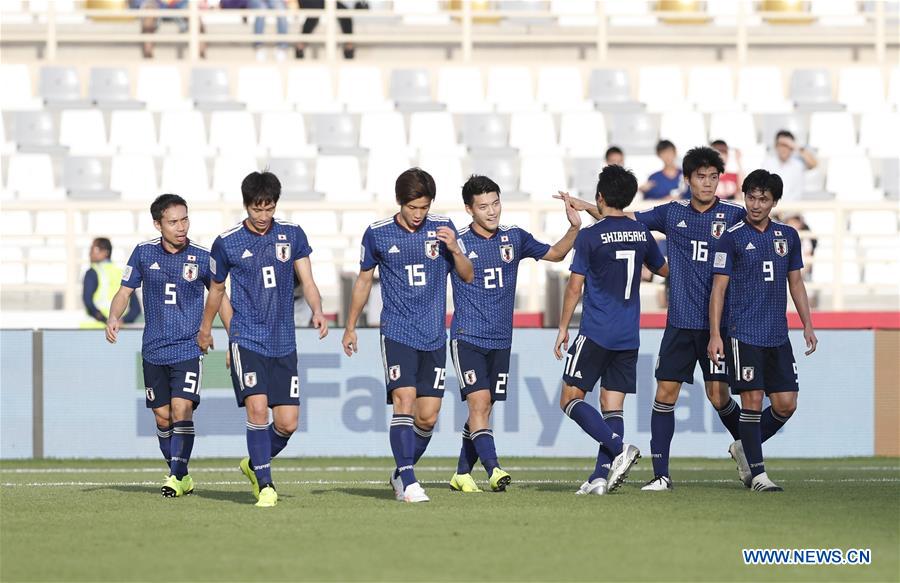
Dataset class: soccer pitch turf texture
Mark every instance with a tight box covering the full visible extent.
[1,457,898,583]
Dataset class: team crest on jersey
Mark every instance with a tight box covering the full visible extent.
[425,240,440,260]
[500,244,514,263]
[389,365,401,381]
[244,372,257,388]
[464,370,477,386]
[774,238,788,257]
[182,263,198,282]
[275,243,291,262]
[741,367,755,382]
[711,221,726,239]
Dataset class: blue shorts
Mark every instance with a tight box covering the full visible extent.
[229,343,299,408]
[449,339,511,402]
[655,325,729,384]
[561,334,637,394]
[725,338,798,394]
[380,335,447,404]
[142,357,202,410]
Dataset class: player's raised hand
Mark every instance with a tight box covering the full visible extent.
[105,316,120,344]
[436,226,460,254]
[197,328,214,354]
[554,328,569,360]
[707,335,724,364]
[342,328,358,357]
[552,193,593,213]
[803,327,818,356]
[559,191,582,228]
[312,312,329,339]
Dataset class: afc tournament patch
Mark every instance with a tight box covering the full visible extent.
[182,262,198,282]
[464,370,477,386]
[500,244,514,263]
[741,367,755,382]
[243,372,257,388]
[713,252,727,269]
[122,265,133,281]
[275,242,291,262]
[711,221,726,239]
[209,256,217,275]
[774,238,788,257]
[389,365,401,381]
[425,240,440,260]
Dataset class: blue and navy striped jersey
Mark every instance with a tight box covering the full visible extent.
[122,239,211,365]
[450,224,550,349]
[360,214,459,351]
[712,220,803,347]
[210,219,312,357]
[634,198,745,330]
[570,216,665,351]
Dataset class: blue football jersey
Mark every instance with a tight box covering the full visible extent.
[122,239,211,365]
[360,214,459,351]
[634,198,746,330]
[712,220,803,347]
[210,218,312,357]
[450,224,551,349]
[570,216,665,351]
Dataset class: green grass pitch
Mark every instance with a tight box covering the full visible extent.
[1,457,898,582]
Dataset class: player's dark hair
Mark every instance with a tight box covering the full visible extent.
[710,139,728,150]
[742,168,784,202]
[775,129,795,142]
[655,139,676,154]
[150,193,188,222]
[596,164,638,210]
[682,145,725,179]
[395,167,436,205]
[241,171,281,207]
[92,237,112,257]
[605,145,624,161]
[462,174,501,207]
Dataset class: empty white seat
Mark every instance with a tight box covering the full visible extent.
[810,0,865,26]
[659,111,707,156]
[537,66,590,112]
[365,151,411,204]
[826,156,879,201]
[638,66,685,112]
[110,155,158,201]
[0,64,40,110]
[889,66,900,109]
[184,210,223,240]
[393,0,450,25]
[838,67,886,113]
[802,211,837,235]
[314,156,367,201]
[6,154,63,200]
[237,66,286,112]
[559,112,607,157]
[519,155,566,199]
[161,156,216,201]
[86,210,136,236]
[0,211,33,236]
[136,65,189,111]
[1,263,26,285]
[848,211,897,235]
[359,112,407,150]
[487,66,536,112]
[338,67,390,112]
[605,0,656,26]
[499,211,533,231]
[33,211,67,235]
[212,155,260,197]
[859,112,900,157]
[342,211,380,237]
[811,261,862,285]
[289,211,338,236]
[550,0,598,26]
[863,263,900,286]
[687,66,735,112]
[737,66,791,113]
[286,66,340,113]
[59,110,110,155]
[109,110,159,155]
[437,67,489,113]
[808,112,857,156]
[708,112,758,150]
[209,111,258,154]
[509,112,557,154]
[159,111,208,154]
[259,112,314,157]
[408,112,457,153]
[626,154,661,187]
[416,152,463,204]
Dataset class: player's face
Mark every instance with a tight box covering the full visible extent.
[154,204,189,248]
[744,188,776,225]
[398,196,432,229]
[466,191,501,232]
[606,152,624,166]
[245,200,276,233]
[688,165,720,203]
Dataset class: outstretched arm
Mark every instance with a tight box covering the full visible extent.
[543,192,582,262]
[342,268,375,357]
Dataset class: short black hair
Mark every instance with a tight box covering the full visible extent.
[462,174,501,207]
[682,145,725,179]
[742,168,784,202]
[656,139,676,154]
[241,171,281,207]
[395,167,436,205]
[710,139,728,150]
[92,237,112,257]
[775,129,795,142]
[605,146,624,160]
[150,193,188,222]
[596,164,638,210]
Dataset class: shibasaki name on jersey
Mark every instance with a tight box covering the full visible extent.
[600,230,648,244]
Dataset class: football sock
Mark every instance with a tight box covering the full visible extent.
[649,400,675,478]
[761,406,791,442]
[412,423,433,465]
[471,428,499,476]
[268,424,292,459]
[716,398,742,441]
[246,421,273,486]
[390,414,417,489]
[590,410,623,481]
[739,409,765,478]
[156,424,172,468]
[169,420,195,480]
[563,398,623,457]
[457,423,479,474]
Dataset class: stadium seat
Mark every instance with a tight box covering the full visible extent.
[0,64,40,110]
[190,67,242,110]
[686,66,735,112]
[62,156,118,199]
[136,65,190,111]
[808,112,857,156]
[537,66,590,112]
[879,157,899,199]
[858,112,900,157]
[159,111,209,155]
[559,112,607,157]
[811,261,862,285]
[308,113,359,152]
[519,155,566,200]
[89,67,140,109]
[627,154,662,187]
[59,109,111,155]
[499,211,533,231]
[11,111,59,153]
[416,152,463,204]
[758,113,807,146]
[509,112,558,154]
[605,0,657,26]
[390,69,437,109]
[393,0,450,25]
[790,69,841,110]
[810,0,865,26]
[459,113,510,150]
[470,155,523,199]
[437,67,489,113]
[209,111,258,155]
[0,211,33,236]
[837,67,886,113]
[338,66,391,112]
[2,261,27,286]
[108,110,159,155]
[286,66,341,113]
[39,66,89,107]
[406,112,456,155]
[267,158,320,199]
[659,111,707,156]
[290,211,338,237]
[889,66,900,109]
[825,156,879,201]
[550,0,598,26]
[608,112,659,154]
[161,156,216,201]
[587,69,639,109]
[487,66,536,112]
[212,154,260,197]
[110,155,158,201]
[85,210,135,236]
[848,211,897,236]
[341,211,380,237]
[863,263,900,286]
[259,112,314,157]
[708,112,758,150]
[26,255,67,285]
[314,156,367,202]
[236,66,287,112]
[359,112,407,151]
[569,157,603,198]
[6,153,63,200]
[737,66,791,113]
[186,210,225,240]
[638,66,685,112]
[497,0,555,27]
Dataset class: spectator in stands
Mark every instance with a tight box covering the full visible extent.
[605,146,624,167]
[136,0,207,59]
[82,238,141,329]
[248,0,290,62]
[640,140,687,200]
[783,214,819,307]
[761,130,818,200]
[295,0,368,59]
[711,139,742,201]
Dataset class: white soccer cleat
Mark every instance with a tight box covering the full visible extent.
[607,444,641,492]
[389,470,404,501]
[729,440,753,488]
[575,477,608,496]
[750,472,783,492]
[641,475,673,491]
[402,482,430,503]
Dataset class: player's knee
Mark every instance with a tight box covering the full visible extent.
[274,420,297,435]
[245,404,268,424]
[655,383,679,403]
[468,399,492,419]
[774,399,797,418]
[415,413,437,430]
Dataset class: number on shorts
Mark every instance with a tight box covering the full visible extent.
[495,373,509,395]
[433,367,446,390]
[263,266,277,288]
[290,376,300,398]
[183,371,198,394]
[710,356,725,375]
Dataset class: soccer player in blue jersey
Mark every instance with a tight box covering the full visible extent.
[106,193,233,497]
[556,165,668,495]
[341,168,474,503]
[708,169,817,492]
[448,175,581,493]
[197,171,329,508]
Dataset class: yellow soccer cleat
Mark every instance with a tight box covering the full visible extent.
[489,468,512,492]
[239,457,260,500]
[161,474,182,498]
[449,473,483,493]
[179,474,195,496]
[256,485,278,507]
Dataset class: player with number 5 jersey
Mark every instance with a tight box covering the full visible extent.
[199,171,329,508]
[342,168,474,503]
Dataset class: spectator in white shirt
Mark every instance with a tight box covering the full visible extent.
[761,130,818,199]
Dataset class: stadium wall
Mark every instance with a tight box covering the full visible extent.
[2,327,893,460]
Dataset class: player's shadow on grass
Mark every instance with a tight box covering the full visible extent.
[517,483,579,493]
[312,487,396,501]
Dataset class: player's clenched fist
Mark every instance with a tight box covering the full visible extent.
[342,328,358,357]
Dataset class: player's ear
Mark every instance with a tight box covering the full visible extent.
[153,220,162,234]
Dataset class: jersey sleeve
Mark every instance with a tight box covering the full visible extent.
[788,228,804,272]
[569,230,590,276]
[712,230,735,277]
[643,228,666,272]
[209,236,230,283]
[293,225,312,261]
[519,228,552,261]
[121,247,142,289]
[359,226,378,271]
[633,203,668,234]
[199,251,212,289]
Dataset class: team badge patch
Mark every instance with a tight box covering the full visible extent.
[500,244,514,263]
[389,365,401,382]
[425,240,440,260]
[464,370,477,386]
[145,387,155,401]
[275,242,291,262]
[711,221,726,239]
[182,263,198,282]
[741,367,755,382]
[774,238,788,257]
[243,372,257,388]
